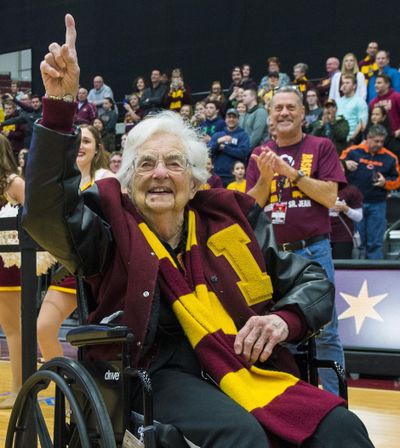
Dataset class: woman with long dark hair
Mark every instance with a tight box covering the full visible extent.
[132,76,146,98]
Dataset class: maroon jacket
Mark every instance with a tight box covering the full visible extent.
[75,99,97,125]
[369,88,400,133]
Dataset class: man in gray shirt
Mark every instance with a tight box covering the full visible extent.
[88,75,114,115]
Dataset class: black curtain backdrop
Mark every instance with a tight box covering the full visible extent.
[1,0,399,100]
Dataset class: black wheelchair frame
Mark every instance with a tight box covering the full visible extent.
[6,272,348,448]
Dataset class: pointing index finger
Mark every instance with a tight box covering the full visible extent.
[65,14,77,52]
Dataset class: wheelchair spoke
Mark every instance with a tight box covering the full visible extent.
[53,384,68,448]
[33,399,54,447]
[68,396,101,447]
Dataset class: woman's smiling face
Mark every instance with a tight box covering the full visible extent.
[131,132,197,220]
[76,127,96,171]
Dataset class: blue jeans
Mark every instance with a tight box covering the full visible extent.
[356,201,386,259]
[292,238,345,396]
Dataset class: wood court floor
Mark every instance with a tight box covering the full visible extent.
[1,360,399,447]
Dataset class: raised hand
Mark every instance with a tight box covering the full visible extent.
[251,146,275,180]
[40,14,80,98]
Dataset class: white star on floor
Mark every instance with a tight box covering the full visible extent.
[338,280,387,334]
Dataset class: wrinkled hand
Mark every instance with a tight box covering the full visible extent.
[40,14,80,98]
[345,160,358,171]
[234,314,289,364]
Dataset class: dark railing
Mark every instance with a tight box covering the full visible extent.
[0,211,40,444]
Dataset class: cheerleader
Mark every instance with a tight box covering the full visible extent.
[37,125,115,361]
[0,134,25,409]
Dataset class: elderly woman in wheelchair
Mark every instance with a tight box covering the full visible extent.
[7,14,374,448]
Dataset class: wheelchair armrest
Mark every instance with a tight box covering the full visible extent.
[66,324,134,347]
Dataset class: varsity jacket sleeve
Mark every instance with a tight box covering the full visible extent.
[22,123,113,278]
[249,206,334,336]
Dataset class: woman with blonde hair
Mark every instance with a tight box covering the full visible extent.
[0,134,25,408]
[329,53,367,101]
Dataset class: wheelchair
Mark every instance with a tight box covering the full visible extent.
[6,277,347,448]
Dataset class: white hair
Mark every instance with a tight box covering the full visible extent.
[118,111,209,190]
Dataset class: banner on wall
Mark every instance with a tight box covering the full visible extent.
[335,269,400,351]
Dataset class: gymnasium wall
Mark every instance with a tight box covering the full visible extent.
[1,0,399,99]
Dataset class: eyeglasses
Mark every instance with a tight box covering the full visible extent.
[133,152,191,174]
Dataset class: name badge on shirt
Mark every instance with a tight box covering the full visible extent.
[271,202,287,224]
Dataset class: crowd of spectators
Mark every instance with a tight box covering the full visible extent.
[1,41,400,260]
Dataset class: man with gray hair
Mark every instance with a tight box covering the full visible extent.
[341,124,400,259]
[88,75,114,115]
[316,57,340,104]
[246,86,347,396]
[75,87,97,125]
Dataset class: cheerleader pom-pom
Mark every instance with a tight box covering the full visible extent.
[0,251,57,276]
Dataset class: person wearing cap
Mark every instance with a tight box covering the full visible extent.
[312,98,350,156]
[208,108,250,186]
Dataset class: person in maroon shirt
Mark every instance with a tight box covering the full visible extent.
[199,157,224,189]
[75,87,97,125]
[369,73,400,141]
[246,86,347,396]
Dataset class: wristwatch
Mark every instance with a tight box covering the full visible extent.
[46,93,75,102]
[292,169,306,185]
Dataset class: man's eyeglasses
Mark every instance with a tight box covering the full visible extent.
[133,153,191,174]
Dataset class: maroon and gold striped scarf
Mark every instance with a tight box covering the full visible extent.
[137,206,342,445]
[169,89,185,111]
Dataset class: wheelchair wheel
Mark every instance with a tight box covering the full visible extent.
[6,357,117,448]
